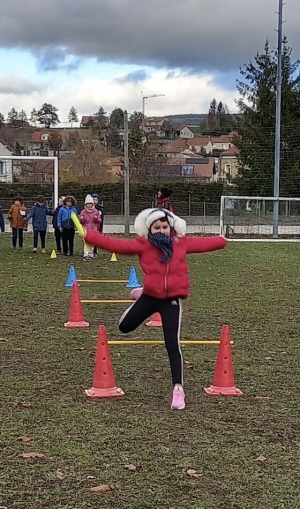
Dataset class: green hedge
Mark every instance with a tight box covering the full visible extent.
[0,181,226,215]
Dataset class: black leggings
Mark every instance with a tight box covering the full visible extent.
[12,228,24,248]
[54,228,62,252]
[119,294,183,386]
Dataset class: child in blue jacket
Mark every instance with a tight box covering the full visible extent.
[23,195,53,253]
[57,196,78,256]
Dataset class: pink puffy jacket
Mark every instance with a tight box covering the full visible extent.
[79,208,101,231]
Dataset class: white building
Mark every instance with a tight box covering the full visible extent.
[0,137,14,183]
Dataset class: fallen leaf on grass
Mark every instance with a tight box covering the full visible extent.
[89,346,97,352]
[255,396,270,400]
[204,358,215,363]
[0,338,8,343]
[17,435,33,443]
[185,361,195,369]
[254,455,267,462]
[87,475,97,480]
[186,469,204,479]
[56,469,64,480]
[19,452,45,459]
[75,347,85,351]
[15,348,28,352]
[124,464,137,471]
[89,485,112,493]
[15,401,32,409]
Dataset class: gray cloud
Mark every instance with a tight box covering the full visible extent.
[0,0,299,72]
[34,47,83,72]
[117,69,149,83]
[0,76,43,95]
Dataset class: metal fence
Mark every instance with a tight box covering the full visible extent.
[0,196,221,218]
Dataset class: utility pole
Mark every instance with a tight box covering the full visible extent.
[273,0,284,238]
[124,110,130,236]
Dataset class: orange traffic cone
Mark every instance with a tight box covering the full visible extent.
[85,325,125,398]
[204,325,243,397]
[64,281,89,328]
[145,312,162,327]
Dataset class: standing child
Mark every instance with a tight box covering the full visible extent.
[79,207,227,410]
[57,196,78,257]
[0,206,5,234]
[23,195,53,253]
[8,196,28,250]
[52,196,65,255]
[156,188,174,212]
[91,192,104,257]
[79,194,101,261]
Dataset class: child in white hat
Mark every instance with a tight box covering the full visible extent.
[79,194,102,261]
[78,207,227,410]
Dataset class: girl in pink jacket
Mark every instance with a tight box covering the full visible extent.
[79,194,102,261]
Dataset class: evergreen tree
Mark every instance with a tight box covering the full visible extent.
[109,108,124,129]
[18,109,28,127]
[7,108,19,127]
[0,112,4,127]
[129,111,144,129]
[30,108,39,127]
[106,124,122,154]
[93,106,107,131]
[38,103,60,128]
[68,106,78,127]
[234,39,300,196]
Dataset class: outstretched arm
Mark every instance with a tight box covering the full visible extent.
[23,206,34,223]
[85,230,143,256]
[185,235,227,254]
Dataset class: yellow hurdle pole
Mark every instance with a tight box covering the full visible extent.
[107,340,234,345]
[77,280,128,283]
[81,299,134,304]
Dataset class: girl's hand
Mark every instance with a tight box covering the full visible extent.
[59,227,63,232]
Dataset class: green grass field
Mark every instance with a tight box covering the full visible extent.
[1,233,300,509]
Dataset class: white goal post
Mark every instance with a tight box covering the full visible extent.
[0,155,59,207]
[220,195,300,242]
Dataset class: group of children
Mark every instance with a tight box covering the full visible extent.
[5,187,227,410]
[6,192,104,260]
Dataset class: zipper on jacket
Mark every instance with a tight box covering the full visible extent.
[164,262,170,297]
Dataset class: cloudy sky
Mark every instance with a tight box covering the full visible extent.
[0,0,298,126]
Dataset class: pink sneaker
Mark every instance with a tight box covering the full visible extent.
[171,386,185,410]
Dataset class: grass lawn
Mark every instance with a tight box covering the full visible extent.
[1,233,300,509]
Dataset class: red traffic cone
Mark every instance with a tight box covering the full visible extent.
[145,312,162,327]
[64,281,89,328]
[85,325,125,398]
[204,325,243,396]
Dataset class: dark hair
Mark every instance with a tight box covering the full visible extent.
[14,195,23,204]
[159,188,172,199]
[64,195,76,206]
[36,195,45,203]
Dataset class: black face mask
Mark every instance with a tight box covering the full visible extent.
[148,232,173,263]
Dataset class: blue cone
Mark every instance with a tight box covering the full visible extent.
[126,266,141,288]
[65,265,79,287]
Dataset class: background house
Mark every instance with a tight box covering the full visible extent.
[28,131,69,156]
[177,126,195,139]
[219,146,239,183]
[0,137,14,183]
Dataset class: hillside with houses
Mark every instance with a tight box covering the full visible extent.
[0,109,238,186]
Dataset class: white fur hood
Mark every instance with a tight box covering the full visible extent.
[134,208,186,238]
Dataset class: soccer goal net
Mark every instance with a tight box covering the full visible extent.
[220,195,300,241]
[0,155,59,207]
